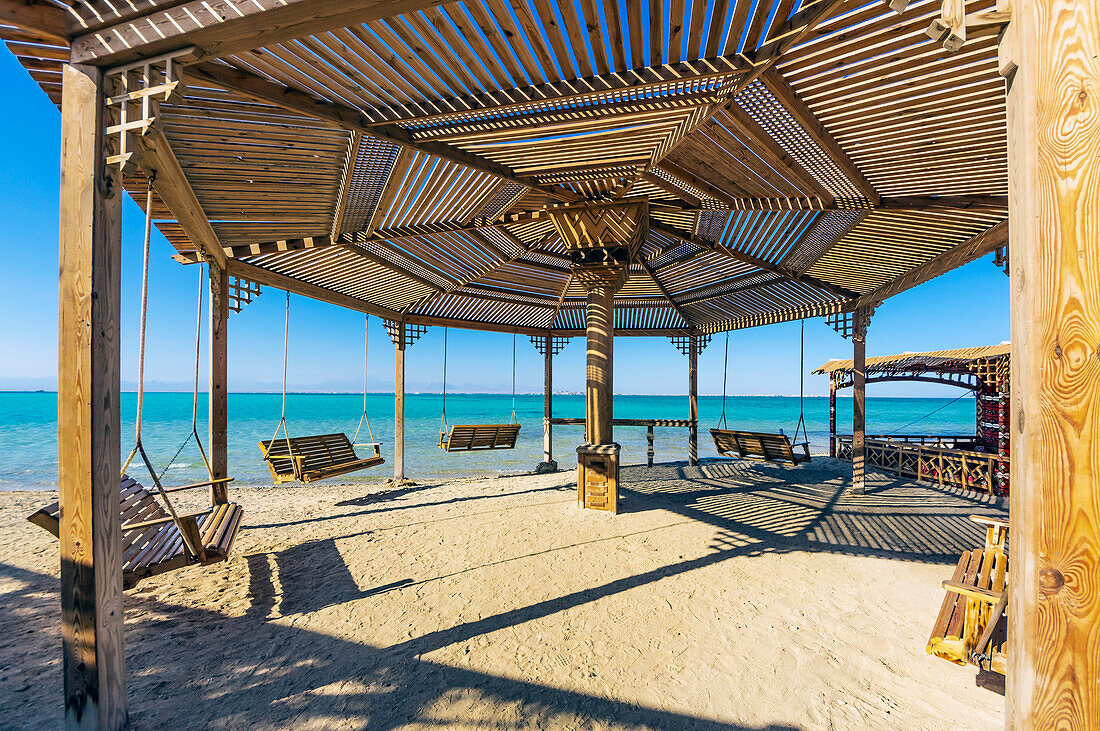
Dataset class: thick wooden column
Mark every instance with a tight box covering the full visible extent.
[829,374,837,458]
[58,63,127,730]
[585,286,614,445]
[208,265,229,504]
[542,334,554,468]
[1002,0,1100,723]
[688,334,698,465]
[394,331,405,481]
[851,315,867,495]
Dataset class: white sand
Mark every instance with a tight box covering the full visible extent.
[0,458,1006,729]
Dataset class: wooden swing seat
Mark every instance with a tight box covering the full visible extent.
[27,475,244,589]
[259,432,384,483]
[927,515,1009,676]
[439,423,521,452]
[711,428,811,465]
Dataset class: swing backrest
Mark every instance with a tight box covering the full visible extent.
[260,432,383,482]
[441,424,521,452]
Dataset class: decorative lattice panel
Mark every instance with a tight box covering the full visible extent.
[383,320,428,347]
[530,336,572,356]
[735,80,868,204]
[669,334,711,356]
[228,276,260,313]
[781,210,867,274]
[336,137,402,234]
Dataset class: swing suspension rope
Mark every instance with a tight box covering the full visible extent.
[120,174,199,557]
[718,332,730,430]
[157,264,214,482]
[440,327,449,433]
[352,315,377,446]
[510,332,517,424]
[270,291,294,451]
[792,319,809,445]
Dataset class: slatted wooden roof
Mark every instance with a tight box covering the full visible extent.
[3,0,1010,336]
[813,343,1011,375]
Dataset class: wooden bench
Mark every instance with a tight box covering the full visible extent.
[27,475,244,589]
[927,515,1009,675]
[711,428,811,465]
[258,433,384,483]
[439,424,521,452]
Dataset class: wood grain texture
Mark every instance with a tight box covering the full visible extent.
[394,335,406,481]
[1004,0,1100,726]
[208,265,229,504]
[58,63,126,730]
[688,333,698,465]
[851,312,867,495]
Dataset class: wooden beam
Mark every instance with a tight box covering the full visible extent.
[636,253,693,325]
[58,62,126,730]
[136,126,226,269]
[224,259,400,320]
[70,0,448,66]
[852,219,1008,309]
[208,264,228,505]
[760,67,881,204]
[650,221,859,300]
[185,62,576,203]
[1002,0,1100,723]
[0,0,70,44]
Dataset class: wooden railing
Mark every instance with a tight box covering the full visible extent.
[547,418,695,467]
[835,436,1002,493]
[836,434,979,449]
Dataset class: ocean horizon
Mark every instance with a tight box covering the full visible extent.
[0,391,977,490]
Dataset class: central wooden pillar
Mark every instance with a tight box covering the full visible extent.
[688,333,699,465]
[208,265,229,504]
[551,199,647,514]
[851,309,869,495]
[1001,0,1100,723]
[577,284,619,511]
[394,331,406,481]
[58,62,127,730]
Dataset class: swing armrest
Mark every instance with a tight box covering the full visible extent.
[122,508,212,532]
[162,477,235,493]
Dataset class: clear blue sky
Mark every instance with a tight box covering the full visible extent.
[0,49,1009,396]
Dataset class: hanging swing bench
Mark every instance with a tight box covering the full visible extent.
[29,178,243,588]
[437,328,522,452]
[259,302,384,483]
[710,325,812,466]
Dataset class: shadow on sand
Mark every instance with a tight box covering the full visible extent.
[4,458,1005,728]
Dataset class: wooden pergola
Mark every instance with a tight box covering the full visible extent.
[1,0,1095,726]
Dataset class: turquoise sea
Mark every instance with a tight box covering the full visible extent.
[0,392,976,490]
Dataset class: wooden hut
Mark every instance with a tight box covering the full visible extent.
[0,0,1095,726]
[815,344,1011,493]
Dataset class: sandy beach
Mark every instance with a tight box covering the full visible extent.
[1,458,1006,729]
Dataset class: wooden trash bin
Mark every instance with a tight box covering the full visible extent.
[577,442,620,513]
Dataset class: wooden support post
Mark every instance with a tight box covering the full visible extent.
[829,374,837,458]
[852,311,868,495]
[58,63,127,730]
[208,265,228,504]
[647,425,655,467]
[586,287,615,446]
[577,284,619,512]
[1002,0,1100,723]
[394,329,405,481]
[541,333,555,470]
[688,334,698,466]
